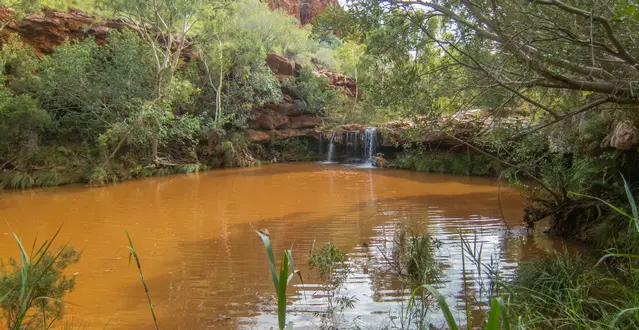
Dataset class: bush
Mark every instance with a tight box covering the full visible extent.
[0,235,80,329]
[396,150,500,176]
[510,252,632,329]
[282,68,340,114]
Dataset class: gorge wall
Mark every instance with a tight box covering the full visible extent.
[268,0,340,25]
[0,1,339,54]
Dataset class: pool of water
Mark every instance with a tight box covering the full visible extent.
[0,163,572,329]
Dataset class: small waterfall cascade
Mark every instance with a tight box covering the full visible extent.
[326,134,336,163]
[318,133,324,155]
[363,127,378,166]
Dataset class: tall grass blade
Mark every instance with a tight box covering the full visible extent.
[611,307,639,326]
[0,289,11,303]
[257,231,279,290]
[420,284,459,330]
[486,298,501,330]
[621,175,639,232]
[277,253,289,330]
[125,230,160,330]
[496,297,511,330]
[568,191,633,220]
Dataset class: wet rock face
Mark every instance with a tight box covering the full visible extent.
[268,0,340,25]
[0,7,123,55]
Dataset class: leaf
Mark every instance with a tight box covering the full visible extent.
[277,253,289,330]
[568,191,633,219]
[486,298,501,330]
[621,174,639,232]
[421,285,459,330]
[0,289,11,303]
[496,297,511,330]
[257,230,279,291]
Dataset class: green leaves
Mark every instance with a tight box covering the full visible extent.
[256,230,301,330]
[1,226,80,330]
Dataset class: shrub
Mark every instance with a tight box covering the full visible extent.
[0,233,80,329]
[510,252,630,329]
[282,68,340,114]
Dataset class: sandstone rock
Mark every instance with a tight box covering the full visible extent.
[601,120,639,150]
[0,7,123,55]
[266,53,301,76]
[249,110,290,130]
[271,128,317,139]
[248,130,270,142]
[290,115,322,129]
[268,0,340,25]
[317,71,357,97]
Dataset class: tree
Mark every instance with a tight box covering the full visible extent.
[379,0,639,119]
[336,41,366,101]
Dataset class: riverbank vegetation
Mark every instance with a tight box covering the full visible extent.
[0,0,349,188]
[2,0,639,329]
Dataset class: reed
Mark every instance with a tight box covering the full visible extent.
[256,230,302,330]
[0,227,80,330]
[125,231,159,330]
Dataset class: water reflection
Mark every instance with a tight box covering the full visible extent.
[0,163,574,329]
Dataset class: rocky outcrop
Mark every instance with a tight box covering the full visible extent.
[601,120,639,150]
[0,7,123,55]
[268,0,340,25]
[316,71,357,98]
[266,53,302,76]
[265,52,358,98]
[0,0,339,54]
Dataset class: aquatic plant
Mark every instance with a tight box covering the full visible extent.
[309,242,356,328]
[256,230,302,330]
[510,251,630,329]
[125,231,159,330]
[0,227,80,330]
[412,285,511,330]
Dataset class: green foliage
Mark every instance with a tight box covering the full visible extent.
[39,31,155,141]
[397,150,500,177]
[269,137,316,162]
[282,68,340,115]
[390,225,442,287]
[309,242,346,282]
[0,229,80,329]
[511,251,634,329]
[256,230,301,330]
[0,171,35,189]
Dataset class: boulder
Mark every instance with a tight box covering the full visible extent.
[601,120,639,150]
[266,53,300,76]
[290,115,323,129]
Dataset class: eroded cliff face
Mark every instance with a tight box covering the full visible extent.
[268,0,340,25]
[0,0,339,54]
[0,7,122,55]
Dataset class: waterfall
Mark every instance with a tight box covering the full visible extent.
[327,135,336,163]
[318,133,323,155]
[363,127,377,166]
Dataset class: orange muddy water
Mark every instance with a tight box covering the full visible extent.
[0,163,571,329]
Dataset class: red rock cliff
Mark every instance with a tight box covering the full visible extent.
[268,0,340,25]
